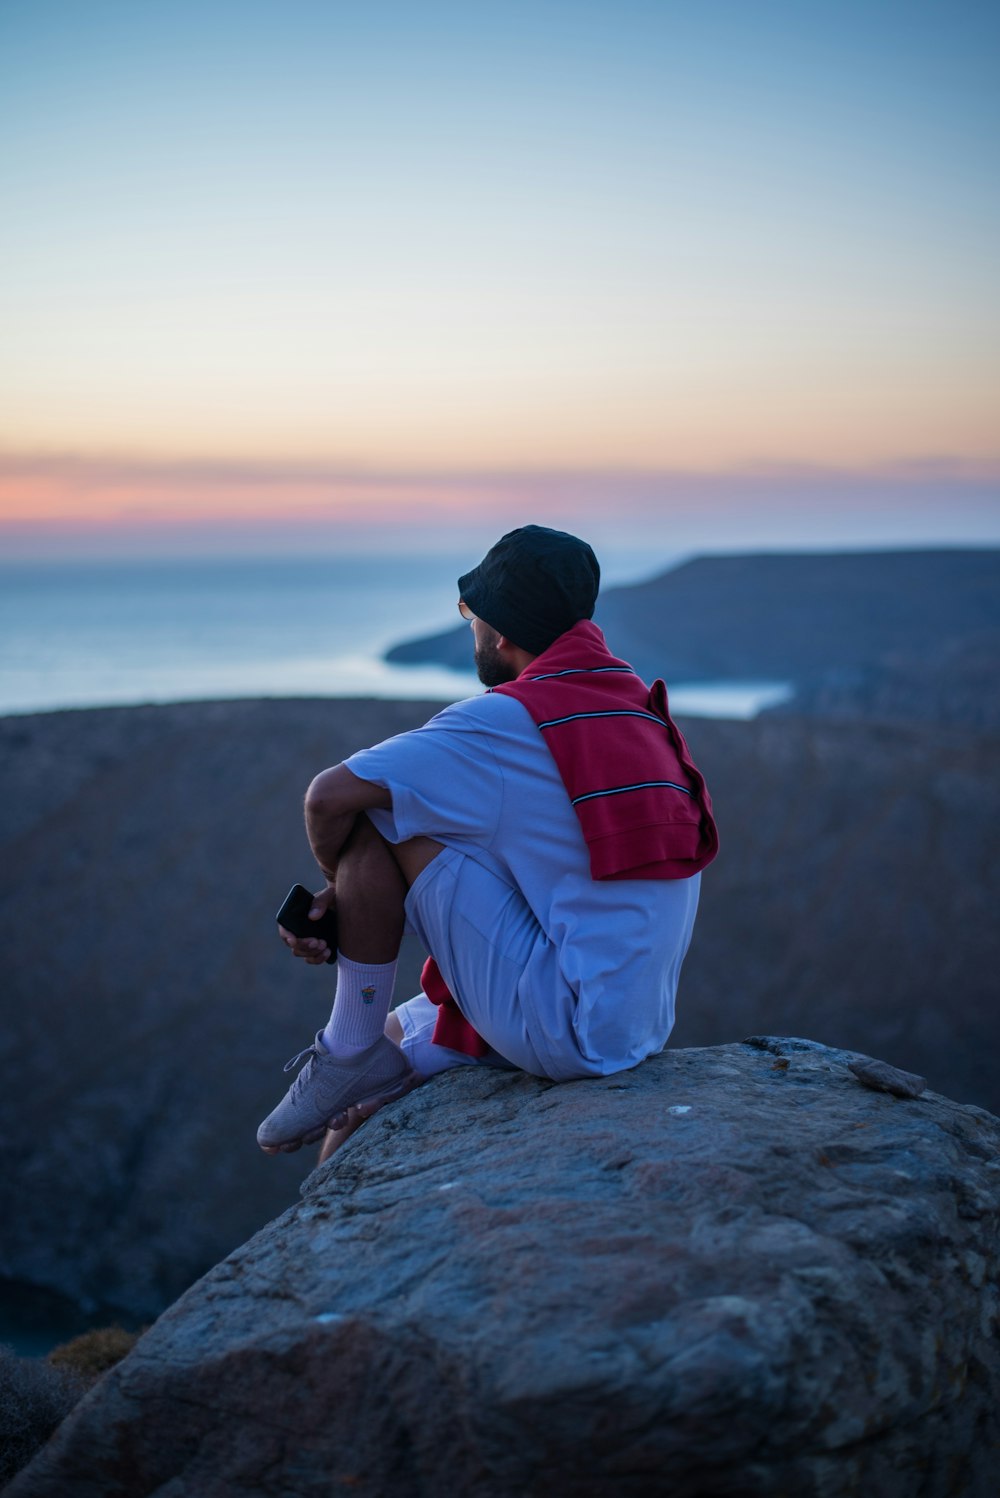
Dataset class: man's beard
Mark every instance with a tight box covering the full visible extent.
[474,635,518,687]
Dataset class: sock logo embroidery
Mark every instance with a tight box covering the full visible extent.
[360,984,376,1005]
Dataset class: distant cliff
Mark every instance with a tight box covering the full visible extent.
[8,1040,999,1497]
[386,548,1000,727]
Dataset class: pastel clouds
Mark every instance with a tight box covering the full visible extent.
[2,450,996,560]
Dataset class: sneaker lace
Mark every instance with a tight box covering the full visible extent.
[283,1041,321,1102]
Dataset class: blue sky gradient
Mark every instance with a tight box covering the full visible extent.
[2,0,997,557]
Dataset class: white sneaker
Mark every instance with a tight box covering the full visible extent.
[257,1032,416,1153]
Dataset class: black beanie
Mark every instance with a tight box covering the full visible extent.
[458,525,601,655]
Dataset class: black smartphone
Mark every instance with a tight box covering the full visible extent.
[276,884,338,963]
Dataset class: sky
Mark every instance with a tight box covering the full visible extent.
[1,0,998,562]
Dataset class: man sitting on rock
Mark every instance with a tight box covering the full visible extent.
[258,525,718,1158]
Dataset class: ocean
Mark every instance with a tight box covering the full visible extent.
[0,555,791,720]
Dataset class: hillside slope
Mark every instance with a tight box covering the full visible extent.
[1,698,997,1324]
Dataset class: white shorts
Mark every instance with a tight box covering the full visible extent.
[399,845,583,1080]
[393,991,510,1078]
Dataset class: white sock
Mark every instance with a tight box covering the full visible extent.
[321,955,397,1058]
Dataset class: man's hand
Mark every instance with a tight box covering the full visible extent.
[278,885,337,965]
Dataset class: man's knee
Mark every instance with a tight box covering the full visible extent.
[337,815,406,895]
[340,814,380,859]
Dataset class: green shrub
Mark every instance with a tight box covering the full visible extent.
[47,1324,141,1383]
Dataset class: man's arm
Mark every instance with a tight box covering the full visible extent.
[304,764,391,882]
[278,766,391,965]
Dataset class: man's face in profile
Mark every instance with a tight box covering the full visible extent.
[473,625,518,687]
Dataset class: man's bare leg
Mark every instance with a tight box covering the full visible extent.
[312,823,446,1164]
[262,816,443,1156]
[313,819,445,1165]
[333,815,443,953]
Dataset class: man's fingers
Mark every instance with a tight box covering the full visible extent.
[277,923,323,948]
[297,943,330,963]
[309,885,336,920]
[277,922,331,963]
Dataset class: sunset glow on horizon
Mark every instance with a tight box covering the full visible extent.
[2,0,998,560]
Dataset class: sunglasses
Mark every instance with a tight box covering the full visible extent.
[458,600,476,623]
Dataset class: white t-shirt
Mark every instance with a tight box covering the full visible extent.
[345,691,701,1073]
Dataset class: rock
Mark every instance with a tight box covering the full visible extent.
[9,1039,1000,1497]
[749,1038,929,1099]
[848,1055,928,1098]
[3,699,999,1331]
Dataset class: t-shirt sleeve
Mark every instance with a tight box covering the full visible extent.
[344,699,503,848]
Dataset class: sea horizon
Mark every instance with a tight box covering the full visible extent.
[0,549,799,721]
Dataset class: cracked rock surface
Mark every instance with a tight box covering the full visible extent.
[10,1038,1000,1496]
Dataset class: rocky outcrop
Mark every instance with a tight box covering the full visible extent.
[9,1039,999,1497]
[2,700,998,1335]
